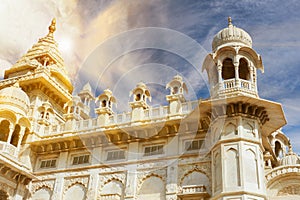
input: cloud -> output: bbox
[0,0,83,79]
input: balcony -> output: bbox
[0,141,18,158]
[178,185,210,200]
[213,78,257,98]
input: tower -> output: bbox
[95,89,116,126]
[201,18,287,200]
[2,19,73,133]
[166,75,188,117]
[129,82,151,122]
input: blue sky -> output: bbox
[0,0,300,152]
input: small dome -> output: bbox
[212,17,252,52]
[0,82,30,115]
[280,146,300,166]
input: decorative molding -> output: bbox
[278,185,300,196]
[63,176,89,193]
[137,168,167,191]
[266,166,300,184]
[31,180,55,193]
[178,163,211,185]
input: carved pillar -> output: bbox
[217,64,223,92]
[87,170,99,200]
[16,126,26,153]
[234,62,240,88]
[166,160,178,200]
[52,175,64,200]
[7,124,15,144]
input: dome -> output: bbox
[280,146,300,166]
[0,82,30,115]
[212,17,252,52]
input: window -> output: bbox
[144,145,164,156]
[40,159,56,169]
[107,150,125,161]
[185,140,203,151]
[72,155,90,165]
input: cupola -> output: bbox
[0,82,30,116]
[202,17,264,99]
[129,82,151,122]
[166,75,188,116]
[95,89,116,126]
[212,17,252,52]
[280,144,300,166]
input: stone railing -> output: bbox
[0,141,18,157]
[265,165,300,184]
[180,185,207,194]
[33,100,199,136]
[99,194,121,200]
[213,78,256,97]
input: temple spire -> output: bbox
[228,16,232,26]
[47,18,56,37]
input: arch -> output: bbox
[101,100,107,107]
[245,149,259,187]
[0,120,10,142]
[238,46,264,72]
[275,141,283,158]
[64,183,86,200]
[10,124,20,146]
[244,122,255,137]
[223,122,237,137]
[32,186,52,200]
[21,128,30,145]
[181,170,211,195]
[225,148,240,187]
[100,179,124,199]
[137,175,165,200]
[214,152,222,192]
[222,58,235,80]
[18,117,31,128]
[238,58,250,80]
[0,110,17,124]
[0,190,8,200]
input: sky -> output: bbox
[0,0,300,152]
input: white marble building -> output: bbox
[0,17,299,200]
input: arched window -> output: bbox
[275,141,283,158]
[11,124,20,147]
[0,120,10,142]
[101,100,107,107]
[239,58,250,80]
[135,93,141,101]
[222,58,235,80]
[173,86,179,94]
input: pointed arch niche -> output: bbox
[32,187,52,200]
[64,183,86,200]
[225,147,240,188]
[100,179,124,200]
[244,148,259,188]
[137,176,165,200]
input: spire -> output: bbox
[47,18,56,37]
[228,16,232,26]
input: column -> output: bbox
[16,126,26,154]
[166,160,178,200]
[217,64,223,89]
[87,169,99,200]
[125,142,139,199]
[7,124,15,144]
[52,174,65,200]
[234,62,240,87]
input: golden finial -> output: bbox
[228,16,232,26]
[48,18,56,36]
